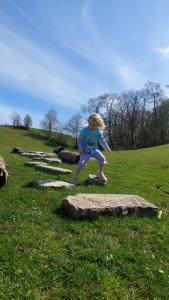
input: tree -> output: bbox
[102,93,120,147]
[81,95,106,115]
[144,81,164,144]
[10,111,21,127]
[40,109,59,138]
[23,114,32,130]
[156,99,169,144]
[64,113,83,147]
[119,90,141,148]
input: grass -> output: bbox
[0,125,169,299]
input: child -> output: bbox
[71,113,112,184]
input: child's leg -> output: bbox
[92,150,107,180]
[71,154,90,184]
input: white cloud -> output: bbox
[155,46,169,59]
[61,0,146,89]
[0,23,94,107]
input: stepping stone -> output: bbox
[35,165,72,174]
[21,152,43,158]
[25,161,47,166]
[32,157,61,164]
[84,174,106,185]
[45,153,57,157]
[36,179,74,188]
[21,152,57,159]
[43,158,61,164]
[28,151,45,155]
[62,194,158,218]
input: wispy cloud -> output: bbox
[155,46,169,59]
[6,0,38,29]
[0,23,89,106]
[72,0,146,89]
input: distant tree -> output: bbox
[103,93,120,147]
[40,109,59,138]
[155,99,169,144]
[10,111,21,127]
[118,90,141,148]
[144,81,164,144]
[23,114,32,130]
[81,95,106,115]
[64,113,83,147]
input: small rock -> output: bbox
[11,147,23,154]
[84,174,106,185]
[53,146,66,154]
[157,210,163,220]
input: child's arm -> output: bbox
[98,131,112,153]
[77,130,85,154]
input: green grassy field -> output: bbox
[0,126,169,300]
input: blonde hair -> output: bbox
[88,113,105,130]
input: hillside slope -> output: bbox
[0,126,169,299]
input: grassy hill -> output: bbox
[0,126,169,299]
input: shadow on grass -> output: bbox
[24,130,74,149]
[23,131,58,148]
[54,206,98,222]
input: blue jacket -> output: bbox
[78,127,111,154]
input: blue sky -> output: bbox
[0,0,169,128]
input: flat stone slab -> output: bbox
[84,174,106,185]
[32,157,61,164]
[35,165,72,174]
[25,161,47,166]
[21,152,57,159]
[43,158,62,164]
[62,194,158,218]
[37,179,74,188]
[28,151,45,154]
[21,152,44,158]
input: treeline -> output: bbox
[8,80,169,150]
[81,81,169,149]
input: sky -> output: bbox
[0,0,169,128]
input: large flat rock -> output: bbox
[37,179,74,188]
[62,194,158,218]
[35,164,72,174]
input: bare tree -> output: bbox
[10,111,21,127]
[103,93,120,147]
[144,81,164,144]
[23,114,32,130]
[155,99,169,144]
[81,94,106,115]
[119,90,141,148]
[64,113,83,147]
[40,109,59,138]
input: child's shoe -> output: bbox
[97,172,107,182]
[70,175,77,185]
